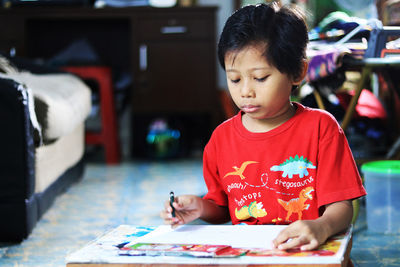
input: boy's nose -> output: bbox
[241,82,255,98]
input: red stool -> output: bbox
[63,66,121,164]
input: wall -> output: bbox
[197,0,234,90]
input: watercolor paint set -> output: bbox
[119,243,248,258]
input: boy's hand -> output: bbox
[272,219,328,251]
[272,200,353,251]
[160,194,203,228]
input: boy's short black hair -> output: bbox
[218,3,308,81]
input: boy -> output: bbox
[160,3,366,251]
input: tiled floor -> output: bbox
[0,159,399,266]
[351,201,400,267]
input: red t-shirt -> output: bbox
[203,102,366,225]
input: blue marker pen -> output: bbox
[169,191,176,217]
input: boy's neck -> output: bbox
[241,103,296,133]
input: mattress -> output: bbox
[35,123,85,193]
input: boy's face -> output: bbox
[225,44,297,131]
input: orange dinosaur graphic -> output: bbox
[224,161,258,180]
[277,186,314,221]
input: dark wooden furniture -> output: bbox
[0,6,221,157]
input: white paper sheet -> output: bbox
[131,224,287,249]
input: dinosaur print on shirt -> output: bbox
[270,155,316,178]
[222,157,317,223]
[278,186,315,221]
[235,201,267,220]
[224,161,258,180]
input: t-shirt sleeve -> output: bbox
[202,138,228,207]
[316,115,366,207]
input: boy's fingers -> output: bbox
[277,237,302,250]
[273,228,293,247]
[174,195,180,203]
[174,196,187,210]
[163,201,174,215]
[277,236,319,251]
[162,199,179,219]
[164,199,172,209]
[160,210,180,224]
[300,239,319,251]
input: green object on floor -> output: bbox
[362,160,400,234]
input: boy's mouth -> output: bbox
[241,105,260,113]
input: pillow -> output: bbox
[4,71,91,141]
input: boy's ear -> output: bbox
[293,60,308,85]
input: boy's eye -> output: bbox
[255,76,268,82]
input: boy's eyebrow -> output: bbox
[250,67,270,71]
[226,67,270,72]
